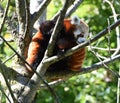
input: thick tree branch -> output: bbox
[23,0,32,58]
[15,0,28,57]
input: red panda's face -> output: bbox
[70,16,89,44]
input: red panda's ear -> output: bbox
[40,20,55,35]
[63,19,75,33]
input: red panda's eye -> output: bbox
[75,33,84,40]
[78,33,84,37]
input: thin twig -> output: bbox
[0,4,18,38]
[87,46,116,51]
[81,54,120,75]
[65,0,84,18]
[95,53,107,60]
[107,18,111,56]
[89,46,119,78]
[23,0,29,38]
[104,0,120,57]
[2,53,16,64]
[52,0,76,20]
[0,0,10,34]
[40,79,63,88]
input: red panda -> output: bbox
[25,16,89,74]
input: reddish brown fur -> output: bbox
[68,48,86,71]
[63,19,75,34]
[26,31,44,72]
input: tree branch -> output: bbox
[52,0,76,20]
[89,46,119,78]
[0,4,18,41]
[65,0,84,18]
[104,0,120,57]
[0,0,10,34]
